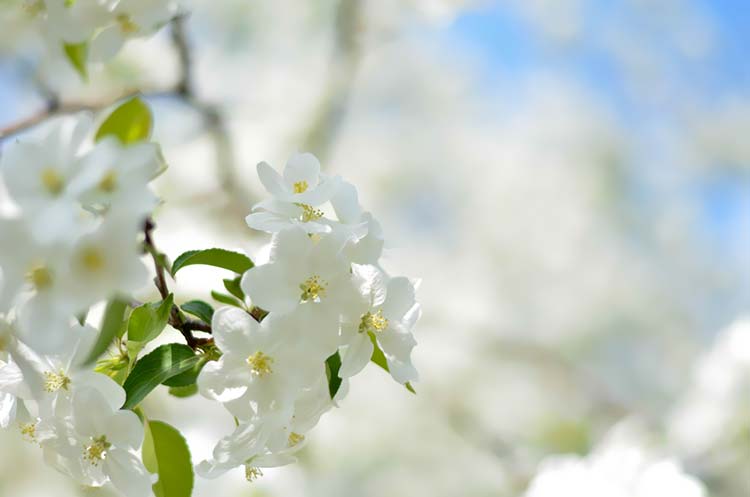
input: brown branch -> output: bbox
[143,218,213,350]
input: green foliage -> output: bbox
[210,290,244,308]
[222,277,244,300]
[368,332,416,394]
[168,384,199,398]
[95,97,153,144]
[83,299,128,366]
[63,42,88,79]
[122,344,201,409]
[162,355,208,388]
[172,248,254,276]
[325,351,343,399]
[128,295,173,344]
[143,420,194,497]
[180,300,214,324]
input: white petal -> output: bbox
[339,335,373,378]
[105,449,154,497]
[241,264,299,314]
[378,326,419,384]
[73,371,126,411]
[0,392,17,428]
[105,410,143,449]
[246,211,295,233]
[211,307,259,353]
[381,277,417,322]
[197,360,248,402]
[257,161,288,197]
[283,153,320,189]
[89,25,126,62]
[331,180,362,224]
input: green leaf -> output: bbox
[223,277,244,301]
[168,384,198,398]
[368,332,416,395]
[172,248,254,276]
[210,290,244,308]
[143,420,194,497]
[63,42,88,79]
[162,355,208,388]
[325,351,343,399]
[122,344,201,409]
[95,97,153,144]
[128,295,173,344]
[180,300,214,324]
[84,299,128,366]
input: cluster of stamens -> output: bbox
[300,275,327,301]
[79,246,105,272]
[43,370,72,393]
[40,167,64,195]
[359,309,389,334]
[83,435,111,466]
[19,422,37,443]
[116,13,138,33]
[27,263,53,290]
[245,465,263,482]
[246,351,274,377]
[98,170,118,192]
[288,432,305,447]
[298,204,324,222]
[293,181,308,194]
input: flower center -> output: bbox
[19,422,37,442]
[245,465,263,482]
[27,264,53,291]
[40,167,64,195]
[298,204,324,223]
[79,246,105,272]
[43,370,71,393]
[300,275,327,301]
[83,435,111,466]
[293,181,308,194]
[288,432,305,447]
[116,14,139,33]
[359,309,389,334]
[98,170,118,192]
[246,351,274,377]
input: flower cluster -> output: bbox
[23,0,178,68]
[0,103,420,496]
[197,153,421,479]
[0,111,161,495]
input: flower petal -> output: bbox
[339,334,373,378]
[105,448,154,497]
[241,263,299,314]
[283,153,320,189]
[257,161,288,197]
[381,277,417,322]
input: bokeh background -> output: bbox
[1,0,749,495]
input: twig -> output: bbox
[143,218,213,349]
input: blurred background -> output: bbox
[1,0,749,495]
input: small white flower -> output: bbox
[0,113,96,242]
[241,226,357,316]
[246,153,341,234]
[90,0,178,61]
[339,266,420,384]
[38,387,151,497]
[330,180,385,264]
[75,137,161,216]
[197,307,322,419]
[197,371,341,480]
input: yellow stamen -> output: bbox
[97,170,118,193]
[298,204,324,223]
[293,181,308,194]
[116,13,138,33]
[19,422,37,442]
[359,309,389,334]
[79,246,105,272]
[288,432,305,447]
[40,168,64,195]
[27,264,53,291]
[43,370,72,393]
[246,351,274,377]
[245,466,263,482]
[83,435,111,466]
[300,275,327,301]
